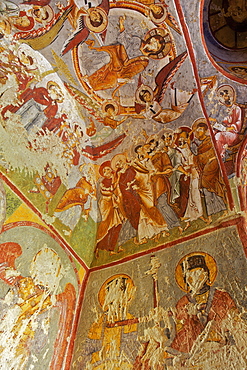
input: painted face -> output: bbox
[19,52,31,66]
[141,91,152,103]
[185,267,209,295]
[90,10,101,23]
[14,16,31,28]
[219,89,233,106]
[106,107,115,116]
[195,126,206,139]
[151,4,163,15]
[115,158,126,169]
[48,85,63,101]
[178,133,188,147]
[103,166,112,178]
[163,134,173,147]
[146,37,162,52]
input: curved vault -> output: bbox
[0,0,247,368]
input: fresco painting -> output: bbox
[72,226,247,369]
[0,0,247,367]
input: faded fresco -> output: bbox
[72,226,247,369]
[0,0,247,367]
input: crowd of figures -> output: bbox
[95,118,228,257]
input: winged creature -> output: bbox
[135,51,195,124]
[61,0,109,55]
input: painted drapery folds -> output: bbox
[1,0,247,367]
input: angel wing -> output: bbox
[165,12,182,35]
[99,0,110,15]
[64,82,104,123]
[61,15,89,55]
[135,74,145,114]
[62,0,109,55]
[154,51,188,103]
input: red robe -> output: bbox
[171,288,237,353]
[118,166,141,230]
[2,87,64,131]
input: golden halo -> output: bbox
[102,100,119,116]
[216,84,236,104]
[111,153,127,171]
[17,48,37,70]
[98,274,134,308]
[175,252,217,292]
[149,3,167,24]
[129,140,145,158]
[46,81,64,103]
[32,5,54,25]
[140,27,172,60]
[85,7,108,34]
[191,117,208,132]
[135,84,154,105]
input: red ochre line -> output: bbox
[64,269,90,370]
[0,171,89,272]
[237,217,247,257]
[90,216,245,272]
[173,0,234,210]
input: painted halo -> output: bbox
[46,81,64,103]
[98,274,135,308]
[111,153,128,171]
[102,100,119,116]
[84,7,108,34]
[191,117,209,133]
[140,27,172,60]
[216,84,236,104]
[32,5,54,25]
[149,3,167,24]
[98,160,112,177]
[175,251,217,292]
[135,84,154,105]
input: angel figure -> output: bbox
[85,40,149,92]
[61,0,109,55]
[136,51,195,124]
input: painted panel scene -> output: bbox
[0,0,247,367]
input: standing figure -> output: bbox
[111,154,141,245]
[161,131,189,217]
[132,145,169,243]
[175,128,209,230]
[82,274,138,369]
[191,119,227,222]
[146,139,182,233]
[95,161,125,257]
